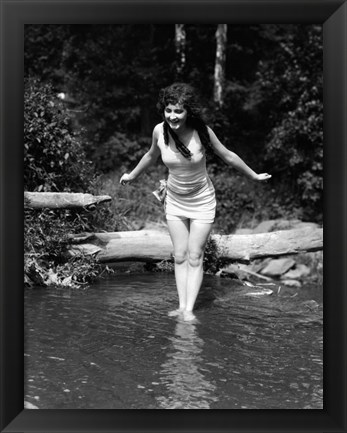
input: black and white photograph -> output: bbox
[23,23,324,410]
[1,0,346,431]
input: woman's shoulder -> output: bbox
[153,122,164,136]
[152,122,164,143]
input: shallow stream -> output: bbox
[24,272,323,409]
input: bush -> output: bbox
[24,207,102,287]
[254,25,323,221]
[24,77,95,192]
[195,168,304,233]
[24,77,128,288]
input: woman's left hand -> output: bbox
[255,173,272,181]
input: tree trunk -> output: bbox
[24,192,111,210]
[175,24,186,79]
[214,24,228,107]
[68,227,323,263]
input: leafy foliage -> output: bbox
[24,77,95,192]
[25,207,96,287]
[204,236,229,274]
[24,25,70,86]
[92,133,151,173]
[251,25,323,220]
[24,204,124,288]
[24,77,128,287]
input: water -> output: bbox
[24,272,323,409]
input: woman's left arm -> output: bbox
[208,127,272,181]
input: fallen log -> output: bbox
[24,192,111,210]
[68,227,323,263]
[212,227,323,262]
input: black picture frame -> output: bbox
[1,0,346,432]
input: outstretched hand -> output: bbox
[119,173,132,186]
[255,173,272,181]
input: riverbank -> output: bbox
[25,211,323,293]
[119,218,323,294]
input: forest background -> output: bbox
[24,24,323,285]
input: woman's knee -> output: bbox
[188,251,204,267]
[174,251,188,265]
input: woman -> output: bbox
[120,83,271,322]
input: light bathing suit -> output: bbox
[157,124,216,223]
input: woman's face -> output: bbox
[164,103,188,131]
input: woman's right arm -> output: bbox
[120,124,161,185]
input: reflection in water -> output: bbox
[157,320,217,409]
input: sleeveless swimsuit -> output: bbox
[157,125,216,223]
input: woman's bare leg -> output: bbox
[166,219,190,315]
[184,221,213,321]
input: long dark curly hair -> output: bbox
[156,83,213,159]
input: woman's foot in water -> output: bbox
[182,310,196,322]
[168,308,185,317]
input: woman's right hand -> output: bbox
[119,173,133,186]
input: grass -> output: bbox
[91,166,168,231]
